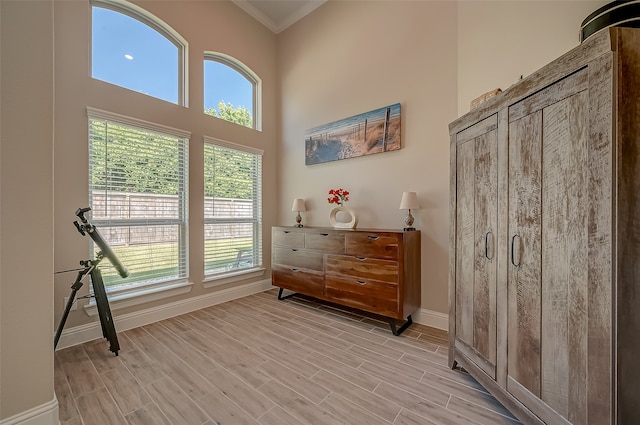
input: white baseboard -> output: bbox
[0,397,59,425]
[56,279,274,350]
[56,278,447,348]
[413,307,448,331]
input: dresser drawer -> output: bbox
[325,275,399,317]
[346,233,399,260]
[272,265,324,298]
[305,232,345,253]
[273,229,305,248]
[325,254,399,284]
[273,247,324,271]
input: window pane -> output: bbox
[92,6,179,104]
[204,59,253,128]
[204,142,262,277]
[89,112,188,290]
[96,224,182,284]
[205,223,256,272]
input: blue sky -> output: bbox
[92,7,252,114]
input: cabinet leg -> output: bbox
[389,315,413,336]
[277,288,296,300]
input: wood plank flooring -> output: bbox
[55,289,520,425]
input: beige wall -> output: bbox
[277,0,458,314]
[0,0,611,421]
[0,0,55,420]
[53,0,278,329]
[277,0,607,316]
[457,0,607,117]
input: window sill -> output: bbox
[84,280,194,316]
[203,267,265,289]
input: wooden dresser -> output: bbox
[449,28,640,424]
[271,226,421,335]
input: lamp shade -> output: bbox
[291,198,306,212]
[399,192,419,210]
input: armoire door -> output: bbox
[454,114,498,379]
[507,69,590,425]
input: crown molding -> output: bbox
[231,0,327,33]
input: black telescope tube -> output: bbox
[86,224,130,278]
[76,208,130,278]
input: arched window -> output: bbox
[88,0,190,301]
[91,0,188,105]
[204,53,261,130]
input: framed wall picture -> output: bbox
[305,103,401,165]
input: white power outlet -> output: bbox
[64,296,77,311]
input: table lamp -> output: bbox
[291,198,306,227]
[399,191,419,231]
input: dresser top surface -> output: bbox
[273,226,420,235]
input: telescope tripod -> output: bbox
[54,257,120,356]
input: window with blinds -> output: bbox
[204,136,263,278]
[87,107,189,291]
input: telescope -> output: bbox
[54,207,126,355]
[74,207,129,278]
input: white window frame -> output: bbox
[85,107,191,311]
[204,52,262,131]
[203,136,264,286]
[91,0,189,106]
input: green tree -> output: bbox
[90,120,182,195]
[204,144,255,200]
[205,101,252,128]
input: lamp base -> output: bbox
[404,227,416,231]
[295,224,304,228]
[403,210,415,231]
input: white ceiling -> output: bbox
[231,0,327,33]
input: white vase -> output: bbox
[329,205,358,229]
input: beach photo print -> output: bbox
[304,103,401,165]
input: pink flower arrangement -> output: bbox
[328,188,350,205]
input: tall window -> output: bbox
[204,53,261,130]
[204,137,263,279]
[91,0,187,105]
[88,108,189,292]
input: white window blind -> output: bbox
[204,136,262,278]
[88,108,189,291]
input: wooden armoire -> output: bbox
[448,27,640,425]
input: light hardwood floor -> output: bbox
[55,289,520,425]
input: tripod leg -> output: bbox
[54,268,89,349]
[54,286,79,349]
[90,268,120,356]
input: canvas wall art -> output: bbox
[305,103,401,165]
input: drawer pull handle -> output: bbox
[320,233,329,236]
[291,268,300,272]
[368,235,379,240]
[291,249,298,252]
[284,231,290,234]
[356,257,367,261]
[356,280,367,285]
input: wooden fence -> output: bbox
[91,192,254,246]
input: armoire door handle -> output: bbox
[485,229,494,261]
[510,231,521,268]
